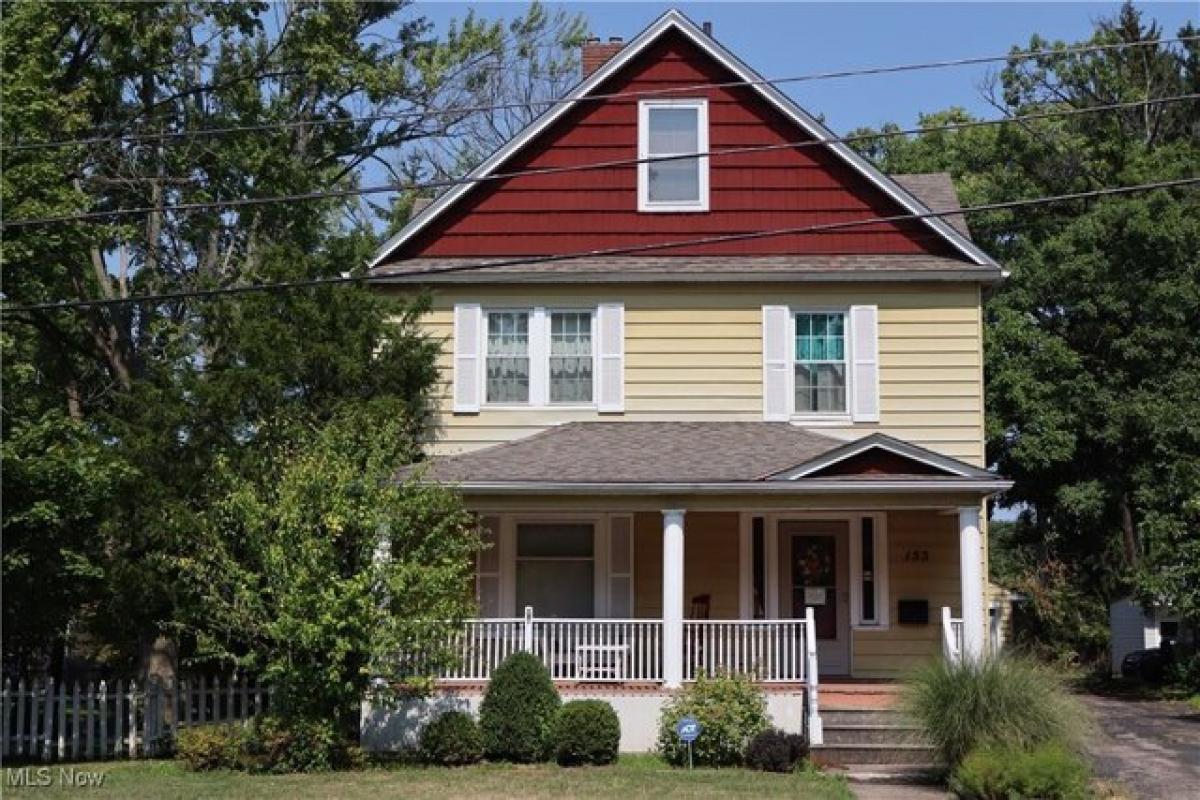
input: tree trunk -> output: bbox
[1119,492,1141,568]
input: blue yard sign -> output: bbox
[675,716,702,769]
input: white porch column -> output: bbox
[958,505,985,661]
[662,509,686,688]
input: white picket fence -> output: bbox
[1,675,270,762]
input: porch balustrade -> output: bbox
[435,608,813,685]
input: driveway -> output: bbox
[1082,694,1200,799]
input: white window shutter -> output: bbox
[850,305,880,422]
[596,303,625,413]
[762,305,791,421]
[453,303,482,413]
[476,516,501,617]
[608,515,634,617]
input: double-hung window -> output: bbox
[484,309,595,406]
[486,311,531,403]
[549,312,593,403]
[794,312,848,415]
[638,99,709,212]
[515,522,595,619]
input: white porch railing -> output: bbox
[435,608,815,687]
[681,620,807,683]
[941,606,965,663]
[439,611,663,683]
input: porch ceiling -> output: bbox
[401,422,1010,496]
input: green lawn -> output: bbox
[4,755,853,799]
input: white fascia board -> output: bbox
[369,9,1000,271]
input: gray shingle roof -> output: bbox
[371,254,998,283]
[402,422,999,486]
[892,173,972,239]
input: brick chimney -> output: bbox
[582,36,624,78]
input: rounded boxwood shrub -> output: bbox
[420,710,483,766]
[744,728,808,772]
[951,742,1091,800]
[656,672,769,767]
[479,651,561,762]
[552,700,620,766]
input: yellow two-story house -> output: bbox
[365,10,1010,753]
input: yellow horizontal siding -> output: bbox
[393,283,985,464]
[852,510,961,677]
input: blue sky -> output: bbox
[414,2,1196,132]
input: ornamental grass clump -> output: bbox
[904,655,1090,769]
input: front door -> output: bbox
[781,521,850,675]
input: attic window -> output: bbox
[638,99,709,212]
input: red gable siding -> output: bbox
[400,30,961,260]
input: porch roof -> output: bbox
[402,422,1010,495]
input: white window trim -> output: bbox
[481,512,626,618]
[481,306,598,410]
[790,307,853,425]
[637,98,709,213]
[848,512,890,630]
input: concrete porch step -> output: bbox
[822,722,926,746]
[836,764,947,786]
[822,707,912,726]
[813,742,940,766]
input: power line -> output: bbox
[7,177,1196,313]
[3,93,1195,230]
[3,35,1194,154]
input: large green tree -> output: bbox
[852,4,1200,655]
[0,1,573,676]
[178,399,480,736]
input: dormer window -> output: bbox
[638,99,709,212]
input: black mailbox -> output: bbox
[898,599,929,625]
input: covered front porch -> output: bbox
[380,422,1007,751]
[451,506,987,688]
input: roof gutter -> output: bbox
[444,479,1013,496]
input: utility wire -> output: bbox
[4,93,1195,230]
[3,35,1194,153]
[6,177,1196,313]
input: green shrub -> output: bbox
[420,711,484,766]
[176,723,246,771]
[657,672,769,767]
[479,652,561,762]
[951,742,1091,800]
[744,728,808,772]
[904,655,1089,768]
[552,700,620,766]
[242,716,359,773]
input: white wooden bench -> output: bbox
[574,644,628,680]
